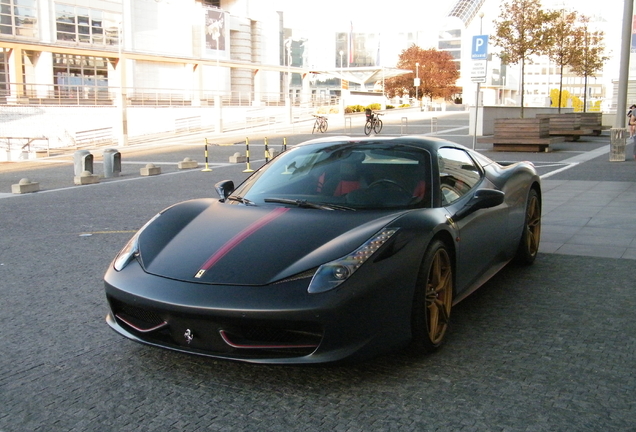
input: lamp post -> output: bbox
[339,50,343,89]
[415,62,419,107]
[117,21,128,146]
[285,37,292,98]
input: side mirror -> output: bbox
[453,189,504,220]
[214,180,234,200]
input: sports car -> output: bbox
[104,135,541,364]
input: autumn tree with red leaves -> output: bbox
[385,45,460,106]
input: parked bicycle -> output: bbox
[364,110,383,135]
[312,115,328,134]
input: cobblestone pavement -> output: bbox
[1,111,635,431]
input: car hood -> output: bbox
[138,199,403,285]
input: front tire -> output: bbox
[411,239,453,354]
[319,119,328,133]
[515,188,541,264]
[364,121,372,135]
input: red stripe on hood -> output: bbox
[195,207,289,278]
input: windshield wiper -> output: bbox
[264,198,354,211]
[227,196,256,206]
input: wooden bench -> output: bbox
[535,113,593,141]
[482,118,563,152]
[579,112,604,136]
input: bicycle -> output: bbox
[364,111,383,135]
[312,115,328,134]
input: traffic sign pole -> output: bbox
[471,35,488,150]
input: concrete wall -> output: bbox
[0,104,293,150]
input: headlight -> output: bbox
[112,213,161,271]
[113,233,140,271]
[307,228,398,294]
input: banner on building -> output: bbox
[632,14,636,53]
[205,8,227,52]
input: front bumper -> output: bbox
[104,255,417,364]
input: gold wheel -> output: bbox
[411,239,453,353]
[425,247,453,345]
[525,193,541,257]
[516,188,541,264]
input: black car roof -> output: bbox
[295,135,468,153]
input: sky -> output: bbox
[275,0,626,32]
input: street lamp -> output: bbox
[285,37,292,97]
[415,62,419,107]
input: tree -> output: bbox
[384,45,459,107]
[569,15,609,112]
[545,9,580,113]
[491,0,557,117]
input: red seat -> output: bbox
[334,180,361,196]
[413,180,426,199]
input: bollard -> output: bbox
[282,137,287,153]
[102,148,121,178]
[202,138,212,172]
[264,137,270,163]
[74,170,100,185]
[140,163,161,176]
[11,178,40,194]
[243,137,254,173]
[178,157,199,169]
[400,117,408,135]
[229,152,246,163]
[73,150,93,177]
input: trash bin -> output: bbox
[609,128,627,162]
[73,150,93,176]
[103,148,121,178]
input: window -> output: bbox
[0,48,8,94]
[233,143,433,210]
[0,0,37,38]
[55,3,120,46]
[53,53,109,99]
[437,148,481,206]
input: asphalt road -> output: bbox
[1,111,635,431]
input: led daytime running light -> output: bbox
[308,228,398,294]
[113,213,161,271]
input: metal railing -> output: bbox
[0,82,339,109]
[75,128,114,147]
[0,136,50,161]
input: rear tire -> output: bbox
[373,118,383,134]
[411,239,453,354]
[319,119,328,133]
[515,188,541,264]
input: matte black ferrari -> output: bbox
[104,136,541,364]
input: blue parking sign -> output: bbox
[472,35,489,60]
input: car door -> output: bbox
[437,147,509,296]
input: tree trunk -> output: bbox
[583,74,588,112]
[558,63,564,114]
[520,59,525,118]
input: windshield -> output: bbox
[231,142,432,210]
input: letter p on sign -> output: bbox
[471,35,489,60]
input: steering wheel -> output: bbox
[368,179,410,195]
